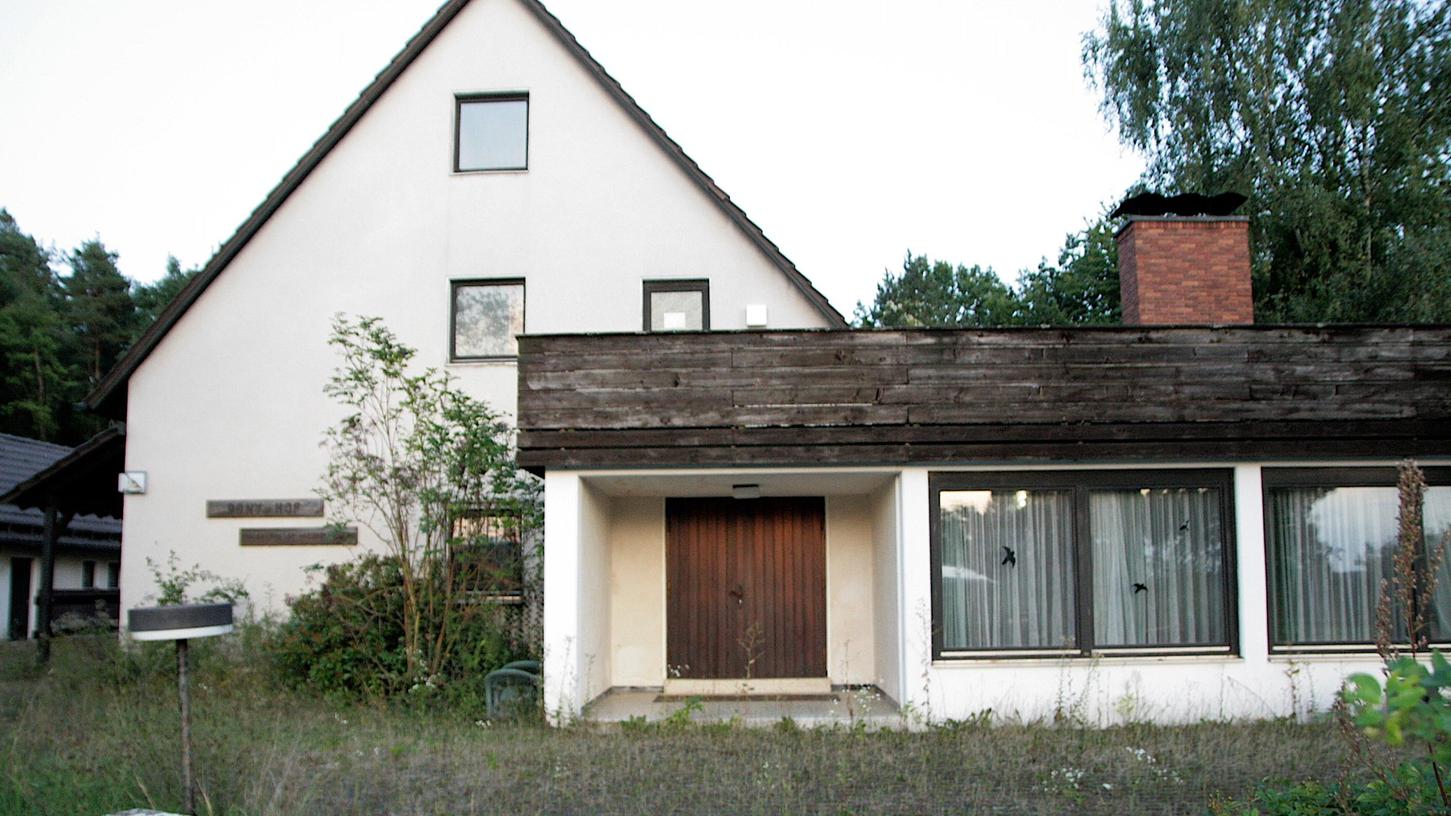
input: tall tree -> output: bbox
[1017,215,1122,325]
[62,239,138,386]
[0,210,67,440]
[855,217,1121,329]
[1084,0,1451,322]
[133,255,199,330]
[855,254,1022,328]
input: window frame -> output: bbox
[449,278,525,362]
[1262,466,1451,655]
[448,507,526,604]
[929,469,1239,661]
[642,279,710,332]
[81,560,96,589]
[453,92,530,173]
[105,561,119,590]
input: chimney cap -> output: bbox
[1111,191,1247,219]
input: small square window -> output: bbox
[451,280,524,360]
[450,510,525,600]
[643,279,709,331]
[455,94,528,172]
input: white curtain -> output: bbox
[1269,486,1451,643]
[939,490,1075,649]
[1089,488,1225,647]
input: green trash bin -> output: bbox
[485,660,540,719]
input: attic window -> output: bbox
[455,94,529,172]
[643,279,710,331]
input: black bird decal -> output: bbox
[1133,582,1148,594]
[1178,520,1190,532]
[1001,546,1016,567]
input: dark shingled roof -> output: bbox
[0,432,121,555]
[84,0,846,420]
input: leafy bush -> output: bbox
[1341,653,1451,812]
[1212,771,1445,816]
[146,551,250,606]
[273,554,522,706]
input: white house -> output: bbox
[83,0,1451,726]
[85,0,841,615]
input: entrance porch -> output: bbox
[584,687,900,727]
[541,469,903,723]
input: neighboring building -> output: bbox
[0,433,122,640]
[81,0,1451,726]
[82,0,841,618]
[517,207,1451,724]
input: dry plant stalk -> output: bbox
[1374,460,1446,660]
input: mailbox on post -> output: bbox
[128,603,234,815]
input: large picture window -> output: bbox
[450,279,524,360]
[931,470,1235,658]
[1264,467,1451,651]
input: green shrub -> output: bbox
[272,554,523,707]
[1213,772,1446,816]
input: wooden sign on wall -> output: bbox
[238,527,356,547]
[206,499,324,518]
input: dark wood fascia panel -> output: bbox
[517,423,1451,469]
[515,326,1451,469]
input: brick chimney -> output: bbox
[1115,215,1254,325]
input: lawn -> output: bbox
[0,636,1372,815]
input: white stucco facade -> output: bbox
[116,0,833,616]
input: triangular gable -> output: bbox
[86,0,846,418]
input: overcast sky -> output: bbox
[0,0,1143,316]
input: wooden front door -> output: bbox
[666,497,826,679]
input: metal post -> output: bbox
[177,638,195,815]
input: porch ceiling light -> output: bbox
[732,483,761,500]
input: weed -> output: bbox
[662,696,703,729]
[0,636,1385,815]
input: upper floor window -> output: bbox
[455,94,528,172]
[643,279,709,331]
[931,470,1235,658]
[1265,467,1451,651]
[451,279,524,360]
[106,562,120,589]
[81,560,96,589]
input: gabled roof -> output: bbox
[1,427,126,521]
[85,0,846,418]
[0,431,122,554]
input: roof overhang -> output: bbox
[515,325,1451,471]
[1,427,126,518]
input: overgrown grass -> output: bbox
[0,635,1377,815]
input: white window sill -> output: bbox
[932,653,1244,668]
[447,358,518,366]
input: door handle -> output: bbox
[728,585,743,606]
